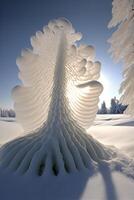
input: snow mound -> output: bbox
[0,115,134,199]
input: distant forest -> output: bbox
[0,108,16,118]
[98,97,127,114]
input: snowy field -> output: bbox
[0,114,134,200]
[90,114,134,158]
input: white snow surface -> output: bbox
[0,118,23,146]
[0,114,134,200]
[90,115,134,158]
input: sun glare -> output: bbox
[99,73,111,107]
[99,73,109,90]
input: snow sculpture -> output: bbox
[0,18,133,177]
[108,0,134,115]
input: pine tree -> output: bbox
[109,97,127,114]
[110,97,117,114]
[8,109,16,117]
[100,101,107,114]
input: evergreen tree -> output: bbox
[100,101,107,114]
[110,97,127,114]
[116,103,128,114]
[110,97,117,114]
[0,107,16,118]
[8,109,16,117]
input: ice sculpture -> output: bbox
[0,18,133,177]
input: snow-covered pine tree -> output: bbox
[110,97,118,114]
[108,0,134,115]
[100,101,107,114]
[8,109,16,118]
[114,98,128,114]
[1,109,9,117]
[0,18,133,178]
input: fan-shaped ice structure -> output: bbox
[0,18,133,177]
[12,19,102,133]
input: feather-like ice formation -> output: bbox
[0,18,134,178]
[12,18,102,133]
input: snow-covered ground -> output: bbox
[0,119,23,146]
[0,114,134,200]
[90,114,134,158]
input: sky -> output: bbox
[0,0,123,108]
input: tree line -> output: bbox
[98,97,127,114]
[0,108,16,118]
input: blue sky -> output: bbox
[0,0,122,108]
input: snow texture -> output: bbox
[108,0,134,115]
[0,115,134,200]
